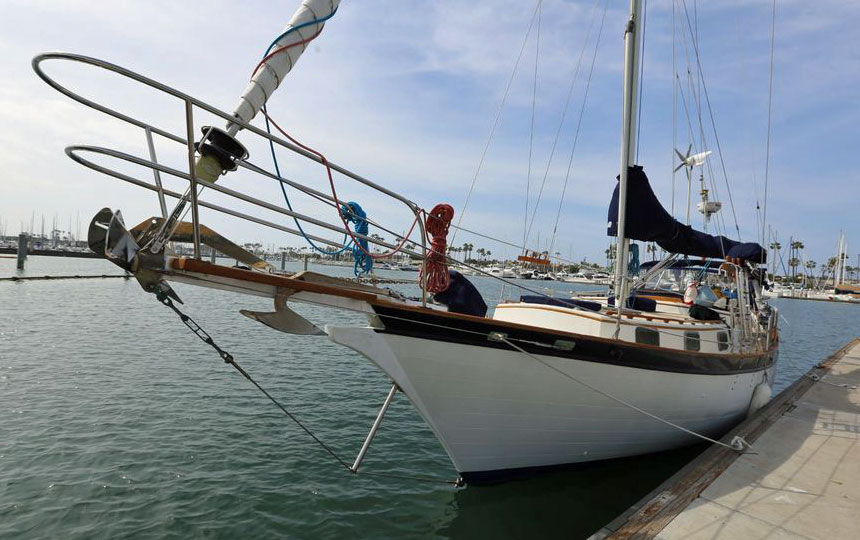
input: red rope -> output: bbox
[421,204,455,293]
[251,27,324,79]
[261,111,420,259]
[251,26,430,269]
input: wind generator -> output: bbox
[674,145,720,231]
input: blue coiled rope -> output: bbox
[258,8,351,256]
[341,201,373,276]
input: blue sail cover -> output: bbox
[607,166,766,263]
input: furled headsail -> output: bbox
[607,166,765,262]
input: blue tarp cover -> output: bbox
[640,259,722,271]
[434,271,488,317]
[607,166,766,263]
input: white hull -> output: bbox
[328,326,774,476]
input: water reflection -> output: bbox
[438,445,707,539]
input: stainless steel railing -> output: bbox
[32,52,428,265]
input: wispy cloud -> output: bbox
[0,0,856,264]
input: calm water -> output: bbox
[1,256,857,539]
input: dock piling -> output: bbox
[16,233,28,270]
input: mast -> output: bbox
[836,232,845,287]
[613,0,644,303]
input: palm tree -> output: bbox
[646,242,657,261]
[787,240,803,281]
[769,241,782,276]
[460,243,474,263]
[605,243,616,269]
[804,260,816,286]
[369,233,385,254]
[788,257,801,283]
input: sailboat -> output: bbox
[34,0,778,483]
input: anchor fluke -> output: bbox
[240,291,323,335]
[88,208,139,271]
[86,207,182,303]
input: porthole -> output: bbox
[635,327,660,346]
[685,331,700,352]
[717,331,729,351]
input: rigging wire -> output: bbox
[451,0,542,245]
[251,6,423,268]
[671,0,677,217]
[761,0,777,250]
[240,158,437,266]
[523,0,602,251]
[674,4,729,239]
[524,0,542,251]
[496,336,751,452]
[548,0,609,257]
[635,0,648,162]
[255,8,350,256]
[155,292,460,486]
[680,0,742,240]
[254,9,426,273]
[251,2,582,271]
[731,0,764,243]
[246,148,587,270]
[262,110,421,262]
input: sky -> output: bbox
[0,0,857,268]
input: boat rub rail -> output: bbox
[167,258,776,376]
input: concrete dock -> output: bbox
[595,337,860,540]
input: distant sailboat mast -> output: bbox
[613,0,644,303]
[835,232,846,287]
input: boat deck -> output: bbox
[592,336,860,540]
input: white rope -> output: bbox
[808,374,858,391]
[496,335,751,452]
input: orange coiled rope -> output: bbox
[421,204,455,293]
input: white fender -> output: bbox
[747,382,772,417]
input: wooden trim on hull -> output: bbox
[170,257,380,302]
[166,258,776,375]
[371,304,776,376]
